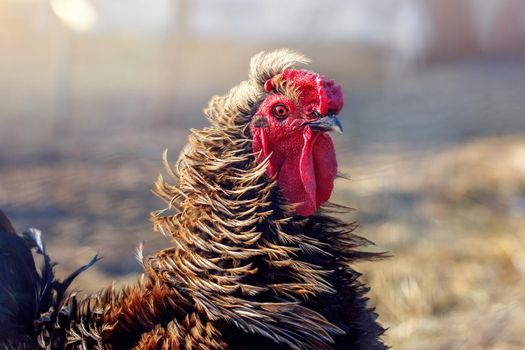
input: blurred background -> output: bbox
[1,0,525,348]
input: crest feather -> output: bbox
[204,49,310,128]
[249,49,310,88]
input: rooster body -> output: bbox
[0,50,386,350]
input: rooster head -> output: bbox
[250,68,344,217]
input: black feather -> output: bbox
[0,211,39,340]
[0,210,99,349]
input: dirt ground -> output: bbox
[1,36,525,349]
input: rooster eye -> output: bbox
[272,104,289,119]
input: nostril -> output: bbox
[311,110,323,118]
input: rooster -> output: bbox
[0,49,386,350]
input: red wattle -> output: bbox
[298,129,317,215]
[312,133,337,208]
[296,129,337,216]
[266,128,337,217]
[253,127,336,216]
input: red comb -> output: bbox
[265,69,344,116]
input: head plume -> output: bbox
[204,49,310,129]
[249,49,311,87]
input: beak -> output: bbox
[302,114,343,134]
